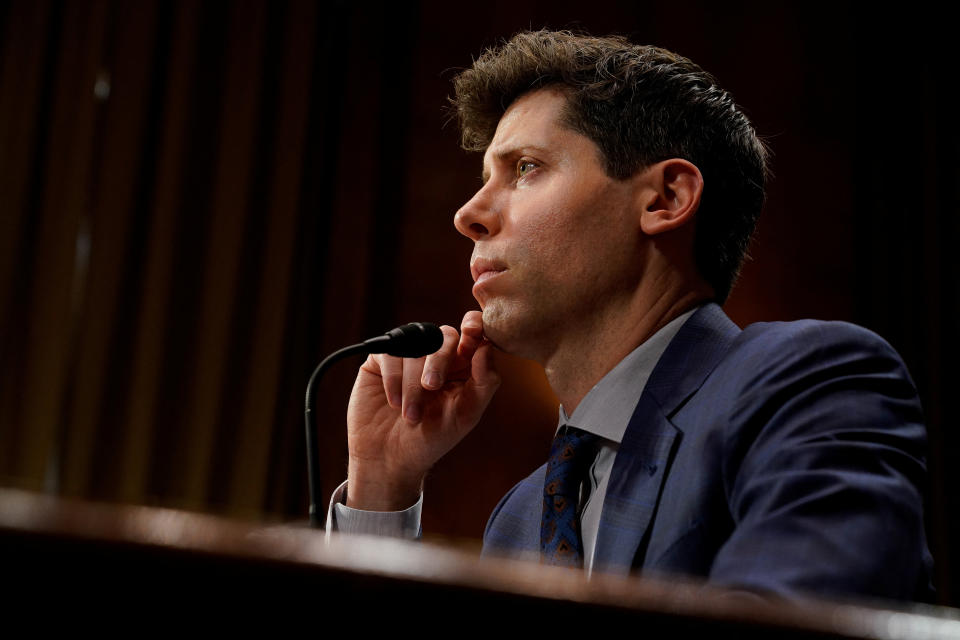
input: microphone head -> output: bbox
[365,322,444,358]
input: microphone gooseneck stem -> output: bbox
[304,342,367,528]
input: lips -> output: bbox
[470,257,507,283]
[470,257,507,302]
[475,270,503,285]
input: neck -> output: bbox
[543,284,709,415]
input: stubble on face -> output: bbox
[465,89,644,364]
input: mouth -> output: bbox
[470,258,507,302]
[470,258,507,283]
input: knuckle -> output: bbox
[404,379,423,396]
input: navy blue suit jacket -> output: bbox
[483,304,933,601]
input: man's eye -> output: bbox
[517,160,537,177]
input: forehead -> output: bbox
[481,88,579,177]
[491,88,570,147]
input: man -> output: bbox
[328,30,933,601]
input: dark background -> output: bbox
[1,0,956,605]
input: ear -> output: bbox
[637,159,703,236]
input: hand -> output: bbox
[345,310,500,510]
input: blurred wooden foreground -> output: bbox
[1,488,958,636]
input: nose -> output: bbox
[454,185,501,240]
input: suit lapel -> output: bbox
[593,304,740,575]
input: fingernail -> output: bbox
[424,372,441,389]
[406,403,421,423]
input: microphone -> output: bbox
[304,322,444,527]
[362,322,444,357]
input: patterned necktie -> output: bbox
[541,426,600,567]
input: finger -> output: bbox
[377,354,404,409]
[470,340,501,395]
[460,340,500,419]
[401,356,427,423]
[422,325,459,390]
[457,310,484,359]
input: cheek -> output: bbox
[506,180,635,280]
[515,209,578,274]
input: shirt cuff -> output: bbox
[325,479,423,542]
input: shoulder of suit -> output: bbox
[733,318,900,358]
[709,318,911,391]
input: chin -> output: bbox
[481,304,541,359]
[480,305,514,351]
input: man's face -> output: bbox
[454,88,646,361]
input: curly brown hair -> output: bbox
[451,30,769,303]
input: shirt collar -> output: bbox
[558,308,698,444]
